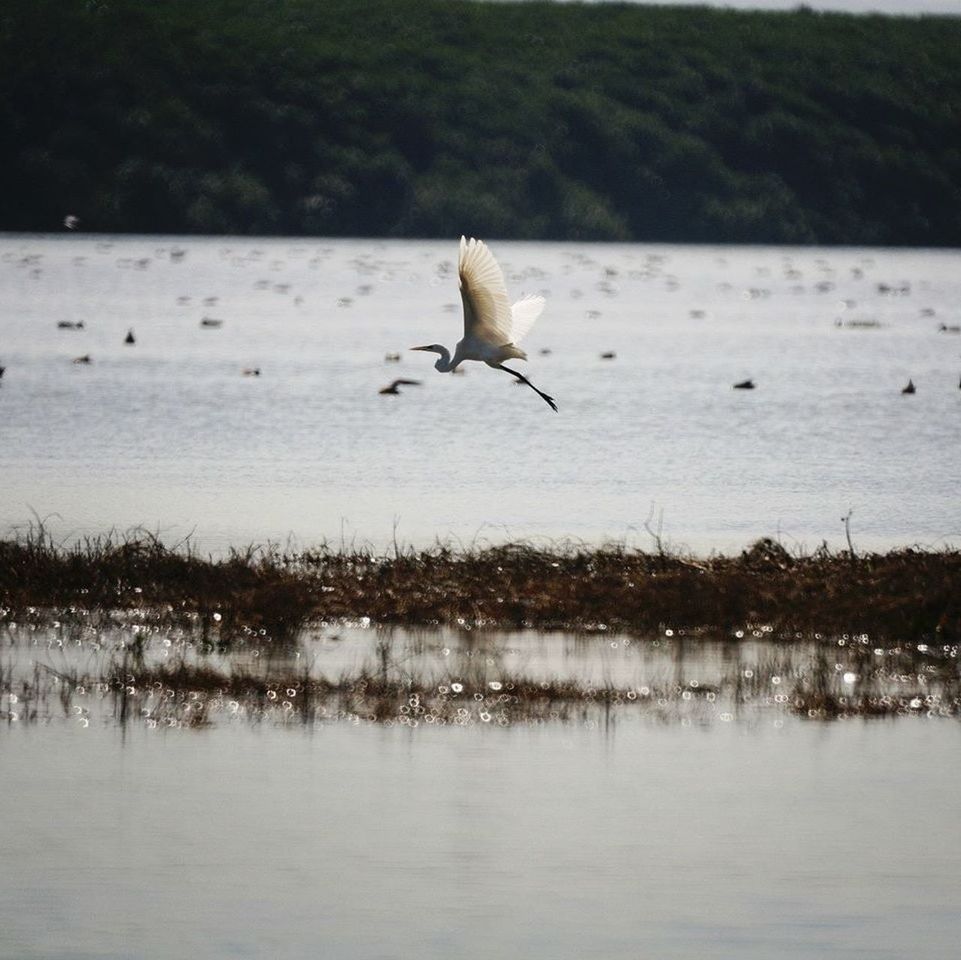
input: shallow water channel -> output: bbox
[1,622,959,959]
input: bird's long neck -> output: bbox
[432,346,453,372]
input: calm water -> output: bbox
[1,234,960,555]
[3,235,960,958]
[1,624,960,960]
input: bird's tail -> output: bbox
[501,343,527,361]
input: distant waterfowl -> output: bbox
[200,317,223,328]
[902,379,916,394]
[72,354,92,364]
[379,378,421,395]
[733,379,755,390]
[411,236,556,412]
[242,368,261,377]
[57,320,84,329]
[600,351,616,360]
[938,323,960,334]
[538,348,552,356]
[124,329,135,345]
[0,365,5,379]
[384,352,402,363]
[203,296,219,306]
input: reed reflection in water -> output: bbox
[3,622,958,730]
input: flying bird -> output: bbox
[411,237,556,411]
[379,378,421,395]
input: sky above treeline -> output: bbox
[550,0,959,14]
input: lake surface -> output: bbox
[1,623,960,960]
[2,234,959,556]
[3,234,960,958]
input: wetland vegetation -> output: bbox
[5,527,958,727]
[2,527,958,641]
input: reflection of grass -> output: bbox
[2,528,960,642]
[8,645,958,728]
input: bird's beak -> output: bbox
[410,345,430,352]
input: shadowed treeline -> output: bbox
[2,0,960,243]
[1,530,958,643]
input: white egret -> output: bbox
[411,237,557,411]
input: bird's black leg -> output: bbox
[494,364,558,412]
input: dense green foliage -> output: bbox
[2,0,960,242]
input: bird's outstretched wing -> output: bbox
[509,294,546,345]
[459,237,513,346]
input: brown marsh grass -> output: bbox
[1,526,959,643]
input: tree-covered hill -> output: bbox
[2,0,960,243]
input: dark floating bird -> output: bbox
[0,365,5,379]
[902,379,916,394]
[733,379,755,390]
[242,368,261,377]
[200,317,223,328]
[72,354,92,364]
[938,323,960,334]
[600,351,616,360]
[379,378,422,395]
[124,329,136,345]
[57,320,84,329]
[384,352,401,362]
